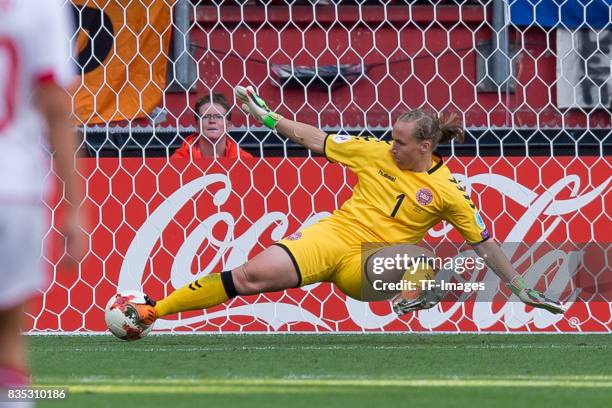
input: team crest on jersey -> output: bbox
[286,231,302,241]
[416,188,433,206]
[332,135,352,143]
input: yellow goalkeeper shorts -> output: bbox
[275,217,385,300]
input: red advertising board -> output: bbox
[28,156,611,332]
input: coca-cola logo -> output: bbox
[118,171,610,331]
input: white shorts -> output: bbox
[0,203,45,311]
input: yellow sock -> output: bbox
[154,273,229,317]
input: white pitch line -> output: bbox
[42,374,612,385]
[36,377,612,392]
[31,343,611,352]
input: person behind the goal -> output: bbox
[131,86,565,328]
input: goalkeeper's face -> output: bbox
[197,102,230,141]
[391,120,431,171]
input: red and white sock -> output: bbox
[0,364,29,387]
[0,364,32,408]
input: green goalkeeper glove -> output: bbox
[234,85,284,130]
[507,275,567,314]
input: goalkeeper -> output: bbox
[134,86,565,326]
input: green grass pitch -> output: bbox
[30,334,611,407]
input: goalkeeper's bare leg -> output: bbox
[135,245,299,325]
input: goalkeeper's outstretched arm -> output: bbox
[235,85,326,154]
[275,119,326,154]
[472,240,566,314]
[471,240,515,284]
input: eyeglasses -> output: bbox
[200,113,225,120]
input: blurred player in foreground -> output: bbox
[132,85,565,329]
[0,0,85,402]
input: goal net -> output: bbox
[28,0,611,333]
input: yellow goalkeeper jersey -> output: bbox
[323,134,490,245]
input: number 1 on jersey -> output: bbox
[390,193,406,218]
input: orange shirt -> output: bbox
[171,133,253,159]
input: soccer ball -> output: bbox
[104,290,154,341]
